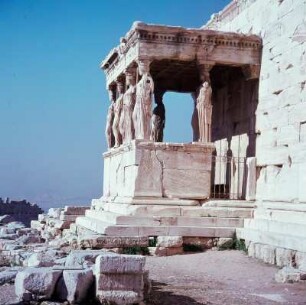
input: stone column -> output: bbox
[196,64,213,143]
[112,78,124,147]
[133,58,154,140]
[105,85,116,149]
[151,88,166,142]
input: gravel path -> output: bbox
[0,250,305,305]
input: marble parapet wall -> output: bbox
[102,140,215,203]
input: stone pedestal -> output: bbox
[103,140,215,204]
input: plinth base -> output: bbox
[103,140,215,202]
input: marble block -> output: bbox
[103,140,215,202]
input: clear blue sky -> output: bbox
[0,0,230,210]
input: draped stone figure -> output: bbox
[196,81,212,142]
[133,69,154,140]
[119,75,136,144]
[105,91,115,149]
[112,85,124,147]
[150,91,165,142]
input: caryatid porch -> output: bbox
[101,22,261,205]
[75,22,261,238]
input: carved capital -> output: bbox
[124,66,137,86]
[198,63,214,83]
[137,58,151,76]
[116,74,126,94]
[242,64,261,80]
[107,84,116,102]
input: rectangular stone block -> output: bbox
[163,169,211,199]
[275,248,295,268]
[63,206,88,215]
[95,254,145,274]
[96,273,144,292]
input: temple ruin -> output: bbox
[75,0,306,272]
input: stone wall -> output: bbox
[205,0,306,203]
[206,0,306,268]
[0,198,43,226]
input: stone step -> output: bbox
[181,207,254,218]
[85,209,244,227]
[203,200,255,208]
[244,218,306,237]
[257,202,306,212]
[76,216,236,237]
[254,208,306,224]
[93,204,254,219]
[236,228,306,253]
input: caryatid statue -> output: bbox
[105,88,115,149]
[151,89,166,142]
[196,81,213,142]
[112,81,124,147]
[119,71,136,144]
[133,60,154,140]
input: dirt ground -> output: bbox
[0,250,305,305]
[145,250,306,305]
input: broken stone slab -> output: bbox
[275,266,304,283]
[7,221,25,230]
[78,235,149,249]
[15,267,62,301]
[17,228,38,237]
[95,254,145,274]
[26,250,59,268]
[65,250,112,268]
[156,236,183,248]
[0,269,19,285]
[17,234,43,245]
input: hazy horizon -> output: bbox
[0,0,230,211]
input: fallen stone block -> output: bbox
[275,266,302,283]
[27,250,58,268]
[48,208,63,219]
[95,254,145,274]
[78,235,149,249]
[156,236,183,248]
[97,290,143,305]
[275,248,295,267]
[152,246,184,256]
[31,220,45,231]
[7,221,25,231]
[217,238,234,249]
[0,269,19,285]
[15,267,62,301]
[59,268,94,303]
[183,237,213,249]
